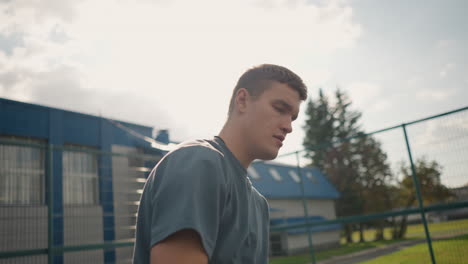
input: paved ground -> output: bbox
[315,231,468,264]
[316,239,425,264]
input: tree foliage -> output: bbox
[303,89,363,215]
[303,88,393,242]
[398,158,454,206]
[392,158,455,238]
[302,88,454,243]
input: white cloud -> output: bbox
[1,0,361,144]
[302,68,333,90]
[348,81,382,110]
[410,110,468,152]
[439,63,454,78]
[0,0,81,27]
[435,39,457,50]
[369,99,391,112]
[416,89,455,101]
[409,114,468,187]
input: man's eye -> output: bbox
[274,106,286,113]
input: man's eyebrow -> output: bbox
[273,100,298,121]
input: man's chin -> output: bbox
[257,150,279,161]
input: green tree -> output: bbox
[303,89,335,168]
[329,90,365,242]
[303,89,375,243]
[354,134,395,241]
[392,158,454,238]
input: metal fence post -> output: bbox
[47,144,54,264]
[402,124,436,264]
[296,151,316,264]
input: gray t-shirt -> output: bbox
[132,137,269,264]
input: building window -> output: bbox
[247,167,261,180]
[288,170,301,183]
[306,172,318,184]
[63,146,99,205]
[0,137,45,205]
[268,168,282,181]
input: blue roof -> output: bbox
[0,98,152,139]
[0,97,165,155]
[248,161,340,199]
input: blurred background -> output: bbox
[1,0,467,263]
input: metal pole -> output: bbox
[47,144,54,264]
[296,152,316,264]
[402,124,436,264]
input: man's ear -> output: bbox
[235,88,249,114]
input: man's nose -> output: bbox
[281,118,293,134]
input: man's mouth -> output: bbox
[273,135,285,144]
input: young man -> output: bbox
[133,64,307,263]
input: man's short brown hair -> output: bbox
[228,64,307,115]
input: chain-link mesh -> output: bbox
[1,107,468,264]
[404,109,468,264]
[0,139,161,264]
[269,107,468,263]
[0,138,48,264]
[109,146,159,264]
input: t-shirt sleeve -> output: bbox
[148,146,227,258]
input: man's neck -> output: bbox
[218,121,252,169]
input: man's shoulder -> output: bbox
[253,186,269,210]
[160,138,226,166]
[148,138,228,186]
[177,138,222,152]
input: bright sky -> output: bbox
[1,0,467,186]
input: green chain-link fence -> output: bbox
[0,140,161,264]
[271,106,468,264]
[1,106,467,264]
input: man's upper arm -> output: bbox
[148,146,227,261]
[150,229,208,264]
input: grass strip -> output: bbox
[360,234,468,264]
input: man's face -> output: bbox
[243,81,301,160]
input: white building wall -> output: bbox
[63,206,104,264]
[268,199,340,255]
[269,199,336,219]
[64,250,104,264]
[0,207,48,264]
[0,255,47,264]
[0,206,105,264]
[287,230,340,254]
[111,145,148,264]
